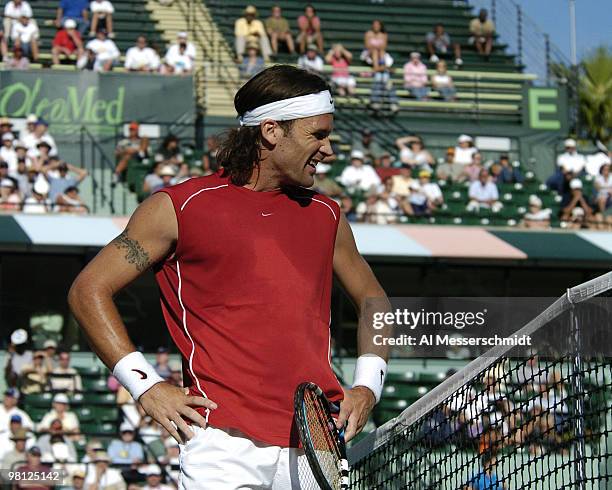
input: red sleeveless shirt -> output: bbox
[155,173,343,447]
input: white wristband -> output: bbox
[112,351,165,401]
[352,354,387,404]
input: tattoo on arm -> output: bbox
[113,228,152,272]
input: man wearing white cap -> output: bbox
[38,393,80,435]
[10,13,39,61]
[557,138,586,174]
[3,0,32,37]
[561,178,593,226]
[523,195,552,229]
[69,65,389,488]
[107,422,144,465]
[142,465,173,490]
[311,162,343,197]
[51,18,83,65]
[0,132,17,171]
[164,31,196,64]
[340,148,382,192]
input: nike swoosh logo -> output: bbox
[132,369,148,380]
[261,212,273,217]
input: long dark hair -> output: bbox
[217,65,329,186]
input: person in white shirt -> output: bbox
[467,168,502,212]
[84,452,126,490]
[522,195,552,229]
[22,119,58,157]
[339,149,381,192]
[164,31,196,63]
[89,0,114,38]
[82,29,119,71]
[0,133,17,172]
[37,393,80,435]
[10,14,39,61]
[453,134,478,165]
[595,163,612,214]
[419,170,443,209]
[556,138,586,174]
[19,114,38,141]
[3,0,32,38]
[297,44,324,74]
[125,35,160,72]
[141,465,173,490]
[163,40,193,75]
[0,389,34,433]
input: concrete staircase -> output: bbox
[145,0,240,117]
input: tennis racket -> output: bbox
[294,382,349,490]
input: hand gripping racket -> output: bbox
[294,382,349,490]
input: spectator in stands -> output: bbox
[4,329,32,388]
[401,180,435,217]
[339,194,356,221]
[467,168,502,212]
[55,0,89,37]
[522,195,552,229]
[81,29,119,71]
[311,163,342,198]
[18,350,49,394]
[0,177,22,211]
[390,165,413,198]
[154,347,171,379]
[265,5,295,56]
[0,117,13,139]
[22,179,51,213]
[38,393,79,435]
[107,422,144,465]
[0,414,31,461]
[162,437,180,483]
[458,152,484,183]
[124,35,160,72]
[239,42,265,79]
[297,4,323,54]
[84,451,126,490]
[1,133,17,171]
[10,157,30,198]
[356,187,398,224]
[164,31,196,68]
[378,151,398,169]
[156,134,184,169]
[45,160,88,203]
[419,170,444,210]
[595,163,612,214]
[352,129,384,166]
[24,119,57,158]
[1,428,29,470]
[234,5,271,63]
[49,350,82,394]
[469,9,495,57]
[556,138,586,174]
[42,339,57,366]
[56,185,88,213]
[202,135,219,173]
[152,165,177,192]
[114,121,150,182]
[10,14,39,62]
[369,52,398,113]
[37,419,77,463]
[4,44,29,69]
[142,162,164,196]
[325,44,355,96]
[454,134,478,165]
[426,23,462,66]
[3,0,32,40]
[51,19,83,66]
[89,0,114,38]
[14,446,51,488]
[68,469,86,490]
[1,388,34,432]
[19,114,37,141]
[495,154,523,184]
[364,20,387,70]
[466,451,502,490]
[403,52,429,100]
[0,28,7,61]
[161,40,193,75]
[141,465,171,490]
[297,44,324,74]
[431,60,456,101]
[339,149,381,193]
[395,135,434,171]
[560,178,593,228]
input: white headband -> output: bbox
[239,90,335,126]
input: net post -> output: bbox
[567,289,587,490]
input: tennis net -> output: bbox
[348,272,612,489]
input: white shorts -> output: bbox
[179,425,314,489]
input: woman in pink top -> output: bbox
[403,52,430,100]
[325,43,356,95]
[364,20,387,70]
[297,4,323,53]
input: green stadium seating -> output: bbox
[82,393,117,405]
[82,376,109,392]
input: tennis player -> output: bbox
[68,65,389,489]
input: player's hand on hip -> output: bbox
[139,383,217,444]
[335,386,375,442]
